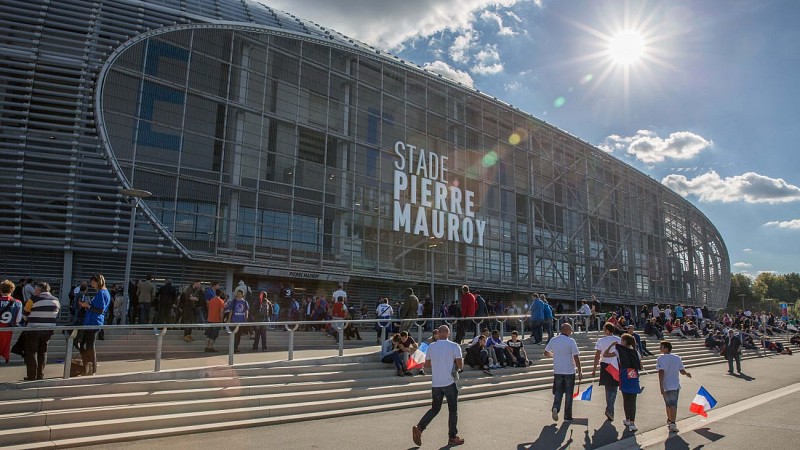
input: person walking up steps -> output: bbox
[412,325,465,447]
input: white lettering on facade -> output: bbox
[392,140,487,247]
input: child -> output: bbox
[656,341,692,433]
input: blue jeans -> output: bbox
[138,303,151,324]
[531,320,544,343]
[552,374,576,419]
[604,385,618,416]
[418,383,459,438]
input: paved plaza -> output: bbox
[72,350,800,450]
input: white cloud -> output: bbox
[422,61,475,87]
[733,262,752,268]
[480,10,516,36]
[599,130,712,164]
[764,219,800,229]
[504,80,522,91]
[661,171,800,204]
[472,63,504,75]
[449,30,477,63]
[471,45,504,74]
[743,248,753,253]
[260,0,526,51]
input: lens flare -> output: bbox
[508,133,521,145]
[553,97,566,108]
[482,151,498,167]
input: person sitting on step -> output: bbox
[505,330,530,367]
[380,333,406,376]
[464,334,492,375]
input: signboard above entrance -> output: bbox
[242,266,350,282]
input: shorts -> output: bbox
[205,326,221,340]
[663,389,679,407]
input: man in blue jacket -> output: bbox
[529,294,545,344]
[542,296,554,343]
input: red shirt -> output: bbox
[332,301,347,318]
[461,292,477,318]
[207,296,225,323]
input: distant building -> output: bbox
[0,0,729,309]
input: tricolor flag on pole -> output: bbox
[406,342,429,370]
[573,384,593,401]
[689,386,718,418]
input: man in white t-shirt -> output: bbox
[592,323,622,421]
[656,340,692,433]
[332,285,347,303]
[544,323,582,421]
[413,325,465,447]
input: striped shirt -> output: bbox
[26,293,60,327]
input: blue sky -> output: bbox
[263,0,800,277]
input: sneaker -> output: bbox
[605,411,614,421]
[397,369,404,377]
[412,425,422,446]
[623,419,631,426]
[418,369,426,376]
[628,424,638,432]
[552,407,559,421]
[482,368,493,376]
[668,422,679,433]
[404,371,413,376]
[183,335,192,342]
[448,436,465,446]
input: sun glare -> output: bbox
[607,30,645,66]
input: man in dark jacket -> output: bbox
[156,280,179,324]
[723,329,742,374]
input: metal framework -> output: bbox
[0,0,730,308]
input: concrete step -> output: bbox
[0,331,790,448]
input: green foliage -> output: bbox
[730,272,800,311]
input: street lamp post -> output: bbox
[120,188,152,325]
[427,238,438,320]
[739,293,746,312]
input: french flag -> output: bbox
[573,385,593,401]
[605,362,620,382]
[689,386,718,418]
[406,342,429,370]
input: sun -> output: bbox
[607,30,646,66]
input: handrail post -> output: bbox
[154,327,167,372]
[226,325,238,366]
[285,323,299,361]
[63,329,78,379]
[336,320,344,357]
[518,318,526,340]
[416,320,425,343]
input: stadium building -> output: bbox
[0,0,730,311]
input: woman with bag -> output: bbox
[603,333,643,433]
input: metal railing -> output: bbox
[13,313,597,379]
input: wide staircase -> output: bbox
[0,329,793,449]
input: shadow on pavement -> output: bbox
[732,372,756,381]
[694,427,725,442]
[664,434,691,450]
[518,423,573,450]
[587,420,621,448]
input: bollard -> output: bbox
[63,329,78,379]
[154,327,167,372]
